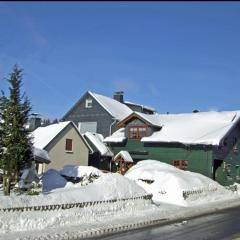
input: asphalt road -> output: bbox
[92,206,240,240]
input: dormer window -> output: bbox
[85,98,93,108]
[128,126,147,139]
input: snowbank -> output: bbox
[59,165,104,178]
[125,160,233,206]
[0,166,146,208]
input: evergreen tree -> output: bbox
[0,65,33,195]
[0,92,8,158]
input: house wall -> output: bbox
[213,124,240,185]
[43,124,89,171]
[110,135,240,186]
[110,140,213,178]
[63,92,115,137]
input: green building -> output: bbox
[104,111,240,186]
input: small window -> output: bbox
[173,160,188,170]
[65,139,73,152]
[129,127,138,139]
[85,98,93,108]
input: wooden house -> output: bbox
[104,110,240,186]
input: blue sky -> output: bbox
[1,2,240,119]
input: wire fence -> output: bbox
[0,194,153,213]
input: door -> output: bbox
[213,159,223,180]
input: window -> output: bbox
[85,98,93,108]
[78,122,97,133]
[65,139,73,152]
[128,126,147,139]
[173,160,188,170]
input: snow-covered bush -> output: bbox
[79,172,100,186]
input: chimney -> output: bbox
[192,109,200,113]
[29,114,42,131]
[113,91,124,103]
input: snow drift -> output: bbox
[0,166,147,208]
[125,160,233,206]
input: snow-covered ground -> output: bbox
[0,163,240,240]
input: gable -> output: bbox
[117,112,161,128]
[33,121,91,153]
[32,121,71,149]
[45,123,87,152]
[62,91,111,121]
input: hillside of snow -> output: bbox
[125,160,235,206]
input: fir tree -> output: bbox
[0,65,33,195]
[0,92,8,158]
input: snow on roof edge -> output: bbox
[124,101,156,112]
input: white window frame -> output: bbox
[85,98,93,108]
[78,121,97,134]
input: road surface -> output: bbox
[91,205,240,240]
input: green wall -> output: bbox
[111,140,213,178]
[214,139,240,185]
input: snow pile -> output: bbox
[59,165,104,179]
[0,166,147,208]
[125,160,233,206]
[104,128,126,143]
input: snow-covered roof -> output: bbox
[104,128,126,143]
[118,112,162,128]
[124,101,156,112]
[32,121,72,149]
[140,110,240,146]
[89,91,132,120]
[84,132,113,156]
[114,151,133,163]
[33,147,50,164]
